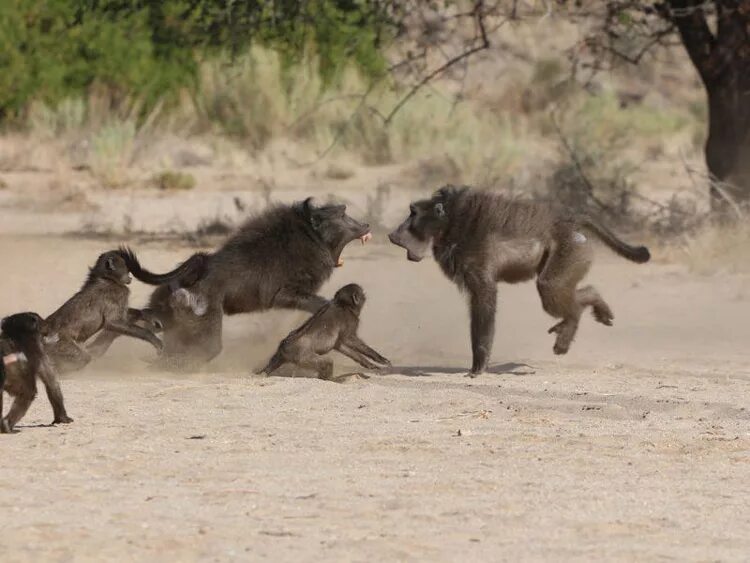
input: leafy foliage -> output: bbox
[0,0,390,119]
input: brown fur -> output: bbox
[130,199,372,369]
[257,284,390,379]
[389,185,650,375]
[44,249,190,373]
[1,312,72,433]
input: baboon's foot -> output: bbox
[464,370,485,378]
[592,303,614,326]
[0,419,11,434]
[54,415,74,425]
[553,339,571,355]
[551,319,578,355]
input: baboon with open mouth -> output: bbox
[132,198,373,369]
[389,185,650,376]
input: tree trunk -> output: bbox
[705,71,750,209]
[670,0,750,213]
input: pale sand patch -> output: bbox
[1,236,749,561]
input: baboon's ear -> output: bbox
[302,197,324,229]
[302,197,315,217]
[350,290,362,308]
[434,202,446,218]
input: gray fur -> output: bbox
[389,185,650,375]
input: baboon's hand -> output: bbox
[54,415,74,424]
[0,419,11,434]
[464,370,484,378]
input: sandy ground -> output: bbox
[1,234,749,562]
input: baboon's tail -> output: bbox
[256,352,284,376]
[119,247,210,286]
[578,216,650,263]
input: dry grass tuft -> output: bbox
[675,222,750,274]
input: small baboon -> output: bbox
[389,185,651,376]
[1,312,73,433]
[45,248,202,372]
[84,252,210,365]
[257,284,390,379]
[132,198,373,367]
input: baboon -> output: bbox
[257,284,390,379]
[1,312,73,433]
[45,248,203,372]
[84,252,210,365]
[388,185,650,376]
[133,198,373,367]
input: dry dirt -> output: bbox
[1,234,749,562]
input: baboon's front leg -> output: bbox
[38,359,73,424]
[271,289,329,314]
[467,281,497,376]
[336,342,382,370]
[347,336,391,366]
[105,321,163,352]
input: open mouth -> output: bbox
[336,231,372,267]
[406,250,424,262]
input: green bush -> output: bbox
[0,0,388,121]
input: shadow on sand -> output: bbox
[386,362,536,377]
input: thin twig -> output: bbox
[384,2,496,125]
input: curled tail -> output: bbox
[256,351,284,375]
[118,247,210,286]
[578,216,650,264]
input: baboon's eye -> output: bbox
[409,205,416,217]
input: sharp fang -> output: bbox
[360,232,372,245]
[336,258,344,267]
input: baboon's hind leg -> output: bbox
[297,353,334,380]
[537,239,592,355]
[5,381,37,431]
[577,285,614,326]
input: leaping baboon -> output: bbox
[131,198,373,368]
[257,284,390,379]
[1,312,72,433]
[44,248,204,373]
[388,185,650,376]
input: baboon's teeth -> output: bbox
[360,232,372,245]
[336,258,344,267]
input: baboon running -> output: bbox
[44,248,202,373]
[389,185,650,376]
[134,198,373,368]
[0,312,73,433]
[257,284,390,379]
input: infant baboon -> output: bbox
[257,284,390,379]
[389,185,651,376]
[1,312,73,433]
[45,247,200,372]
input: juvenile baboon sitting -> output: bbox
[45,248,200,373]
[257,284,390,379]
[1,312,73,433]
[389,185,651,376]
